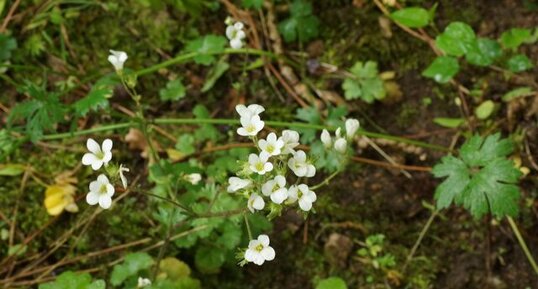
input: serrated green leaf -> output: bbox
[185,35,227,65]
[422,56,459,83]
[278,0,319,43]
[192,105,219,141]
[435,22,476,56]
[433,117,464,128]
[316,277,348,289]
[502,87,533,102]
[160,79,186,101]
[242,0,263,9]
[74,76,116,116]
[507,54,533,72]
[39,271,105,289]
[110,252,154,286]
[500,28,532,49]
[342,61,386,103]
[433,134,521,219]
[390,7,430,28]
[465,38,502,66]
[194,246,226,274]
[175,134,195,155]
[295,106,321,143]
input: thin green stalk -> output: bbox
[507,216,538,275]
[40,118,450,152]
[310,170,340,190]
[244,213,253,240]
[402,210,438,273]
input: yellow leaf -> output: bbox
[44,184,78,216]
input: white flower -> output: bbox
[335,127,342,138]
[237,115,264,137]
[227,177,252,192]
[108,50,128,71]
[321,129,332,148]
[119,164,129,189]
[261,175,288,204]
[288,150,315,177]
[226,22,246,49]
[185,173,202,185]
[248,152,273,175]
[82,138,113,170]
[245,234,275,265]
[235,104,265,119]
[345,118,360,139]
[258,132,284,156]
[280,130,300,154]
[334,138,347,153]
[86,174,115,209]
[247,193,265,213]
[137,277,151,288]
[288,184,317,211]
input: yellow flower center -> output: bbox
[255,162,264,171]
[99,184,108,194]
[266,145,274,154]
[255,244,264,252]
[246,125,255,133]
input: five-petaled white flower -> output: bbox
[321,129,332,148]
[334,138,347,153]
[247,193,265,213]
[235,104,265,119]
[258,132,284,156]
[248,152,273,175]
[288,184,317,211]
[345,118,360,139]
[82,138,113,170]
[185,173,202,185]
[119,164,129,189]
[108,50,128,71]
[227,177,252,192]
[288,150,315,177]
[86,174,115,209]
[261,175,288,204]
[237,115,264,137]
[245,234,275,265]
[280,130,300,154]
[137,277,151,288]
[226,21,246,49]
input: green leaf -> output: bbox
[175,134,195,155]
[278,0,319,43]
[192,105,220,141]
[242,0,263,9]
[435,22,476,56]
[185,35,227,65]
[422,56,459,83]
[7,82,66,142]
[194,246,226,274]
[0,164,25,176]
[316,277,348,289]
[390,7,430,28]
[160,79,186,101]
[342,61,386,103]
[432,134,521,219]
[0,33,17,62]
[502,87,533,102]
[465,38,502,66]
[295,106,321,143]
[507,54,533,72]
[433,117,464,128]
[474,100,495,120]
[110,252,154,286]
[201,60,229,92]
[39,271,105,289]
[74,76,116,116]
[500,28,532,49]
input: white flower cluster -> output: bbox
[225,17,246,49]
[321,118,360,153]
[228,104,320,266]
[81,138,129,209]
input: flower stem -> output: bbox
[244,213,253,240]
[402,210,438,273]
[41,118,450,152]
[507,216,538,275]
[310,170,340,190]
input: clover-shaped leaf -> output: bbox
[432,133,521,219]
[342,61,386,103]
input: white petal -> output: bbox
[225,26,235,39]
[86,138,100,154]
[97,174,109,185]
[237,127,248,136]
[89,180,100,192]
[307,191,317,202]
[253,254,265,265]
[102,139,113,152]
[252,195,265,210]
[90,160,104,171]
[270,189,287,204]
[234,22,244,30]
[299,198,312,211]
[86,192,99,205]
[258,234,270,246]
[263,162,273,173]
[99,195,112,209]
[261,247,275,261]
[275,175,286,187]
[106,184,115,197]
[230,38,243,49]
[244,249,256,262]
[82,153,98,166]
[102,151,112,163]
